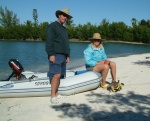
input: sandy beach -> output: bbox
[0,53,150,121]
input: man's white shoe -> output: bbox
[51,97,59,105]
[56,94,62,99]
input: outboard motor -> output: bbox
[7,59,24,80]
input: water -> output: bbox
[0,41,150,78]
[104,42,150,57]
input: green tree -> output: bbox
[65,18,74,27]
[38,22,49,40]
[75,24,84,40]
[131,18,137,27]
[24,20,33,39]
[82,22,98,40]
[132,26,150,43]
[98,18,110,39]
[139,19,150,28]
[67,25,76,39]
[0,6,19,27]
[33,9,38,26]
[0,26,4,39]
[109,22,129,40]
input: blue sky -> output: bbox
[1,0,150,26]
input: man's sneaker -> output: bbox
[56,94,62,99]
[51,97,59,105]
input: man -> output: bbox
[45,8,73,104]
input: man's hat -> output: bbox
[55,8,73,19]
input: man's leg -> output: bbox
[51,73,61,98]
[48,54,66,104]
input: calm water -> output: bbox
[0,41,150,78]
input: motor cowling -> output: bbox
[8,59,24,79]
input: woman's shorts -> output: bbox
[86,66,94,71]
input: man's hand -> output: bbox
[49,55,55,63]
[66,57,70,64]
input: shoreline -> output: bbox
[0,53,150,121]
[0,39,150,45]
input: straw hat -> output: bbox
[89,33,102,40]
[55,8,73,19]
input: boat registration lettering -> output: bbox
[35,81,50,86]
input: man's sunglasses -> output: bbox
[61,13,69,18]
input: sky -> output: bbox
[0,0,150,26]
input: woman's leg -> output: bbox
[109,61,116,82]
[93,64,109,86]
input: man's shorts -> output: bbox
[47,54,66,79]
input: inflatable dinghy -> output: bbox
[0,59,101,98]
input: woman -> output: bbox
[84,33,117,88]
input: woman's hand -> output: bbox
[104,60,110,64]
[97,60,110,65]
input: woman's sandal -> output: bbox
[100,83,109,88]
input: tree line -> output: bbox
[0,6,150,43]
